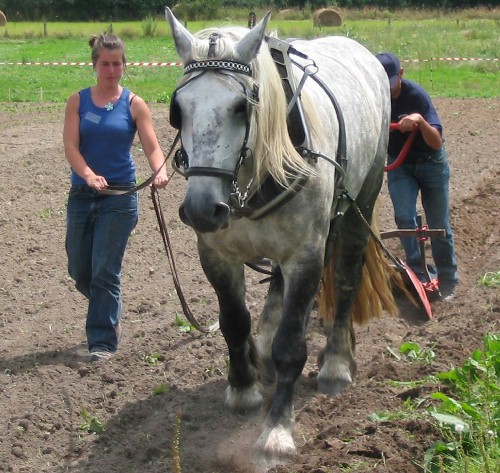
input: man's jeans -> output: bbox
[387,147,458,289]
[66,185,138,352]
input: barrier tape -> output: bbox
[402,57,498,63]
[0,61,183,66]
[0,57,497,66]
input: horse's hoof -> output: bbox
[253,424,296,460]
[224,385,263,415]
[317,355,356,395]
[317,375,351,395]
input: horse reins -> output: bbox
[94,126,220,332]
[151,185,220,333]
[97,133,180,196]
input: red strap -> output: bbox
[385,123,419,172]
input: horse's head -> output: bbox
[166,8,270,233]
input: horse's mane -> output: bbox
[190,27,317,188]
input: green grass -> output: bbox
[0,14,498,102]
[0,36,182,103]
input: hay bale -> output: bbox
[0,10,7,26]
[313,8,342,28]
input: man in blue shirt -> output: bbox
[376,52,458,301]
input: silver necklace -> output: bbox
[104,101,114,112]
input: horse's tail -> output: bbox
[317,216,409,325]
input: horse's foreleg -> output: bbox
[254,260,321,462]
[199,245,262,414]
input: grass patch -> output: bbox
[0,14,498,103]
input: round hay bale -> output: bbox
[313,8,342,28]
[0,10,7,26]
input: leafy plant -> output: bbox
[79,409,105,434]
[477,271,500,288]
[387,341,436,364]
[152,383,169,396]
[423,333,499,472]
[141,352,162,366]
[175,312,195,333]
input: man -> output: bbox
[376,52,458,301]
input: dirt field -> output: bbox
[0,98,498,473]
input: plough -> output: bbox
[381,122,445,320]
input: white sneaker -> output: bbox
[441,292,455,302]
[89,350,114,362]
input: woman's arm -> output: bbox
[131,95,168,189]
[63,93,108,189]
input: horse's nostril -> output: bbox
[214,202,230,220]
[180,200,230,233]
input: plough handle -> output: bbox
[385,122,419,172]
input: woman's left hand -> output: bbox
[152,170,169,189]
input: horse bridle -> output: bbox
[170,45,260,208]
[170,69,258,175]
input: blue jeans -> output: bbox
[387,147,458,289]
[66,185,138,353]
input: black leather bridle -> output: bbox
[169,59,259,191]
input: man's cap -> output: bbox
[376,52,401,89]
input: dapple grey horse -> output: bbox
[166,8,395,470]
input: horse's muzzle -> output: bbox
[179,201,230,233]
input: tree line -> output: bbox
[0,0,494,22]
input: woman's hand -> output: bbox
[86,174,108,190]
[152,169,169,189]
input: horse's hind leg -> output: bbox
[317,205,370,395]
[198,242,262,414]
[256,265,284,385]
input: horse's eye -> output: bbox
[234,101,247,115]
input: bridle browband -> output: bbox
[184,59,253,76]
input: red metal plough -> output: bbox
[382,123,444,319]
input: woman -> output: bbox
[63,34,168,361]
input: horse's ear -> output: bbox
[165,7,195,63]
[234,11,271,64]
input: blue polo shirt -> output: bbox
[388,78,443,160]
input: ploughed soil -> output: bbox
[0,98,498,473]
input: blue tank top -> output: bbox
[71,87,137,185]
